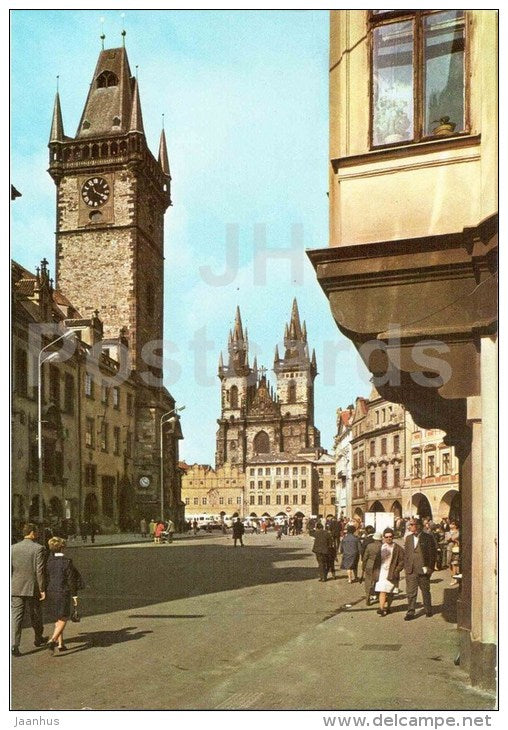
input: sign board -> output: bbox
[365,512,394,533]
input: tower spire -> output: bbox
[129,76,145,133]
[158,124,171,176]
[49,87,65,143]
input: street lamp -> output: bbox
[160,405,185,522]
[37,330,76,536]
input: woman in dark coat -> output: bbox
[45,536,81,653]
[339,524,361,582]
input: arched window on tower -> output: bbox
[253,431,270,454]
[288,380,296,404]
[97,70,118,88]
[229,385,238,409]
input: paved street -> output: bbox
[12,533,495,711]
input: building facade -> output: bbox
[181,463,245,519]
[334,406,353,516]
[309,10,497,688]
[12,42,184,531]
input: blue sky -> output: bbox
[10,9,372,463]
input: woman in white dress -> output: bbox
[374,527,405,616]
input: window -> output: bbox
[236,497,241,504]
[15,348,28,397]
[266,495,271,506]
[257,481,263,489]
[276,467,281,475]
[194,497,199,505]
[301,466,307,474]
[381,470,388,489]
[301,480,307,488]
[253,431,269,454]
[49,365,60,405]
[113,426,120,456]
[85,373,94,398]
[319,480,323,489]
[276,481,282,489]
[353,453,358,470]
[284,467,289,476]
[258,468,263,476]
[228,497,233,505]
[359,451,364,467]
[97,70,118,88]
[414,457,421,478]
[293,495,298,505]
[266,467,271,476]
[370,11,466,147]
[284,480,289,489]
[265,480,270,489]
[112,387,120,409]
[100,422,108,452]
[276,495,281,505]
[331,496,336,505]
[62,373,74,414]
[370,471,376,490]
[284,494,289,505]
[428,455,435,477]
[258,495,263,505]
[394,467,400,487]
[293,480,298,489]
[442,452,450,474]
[359,481,364,496]
[319,495,323,505]
[85,417,94,448]
[250,468,255,476]
[250,495,255,505]
[101,383,108,405]
[202,498,207,506]
[381,438,387,455]
[85,464,97,487]
[370,440,375,457]
[301,495,306,505]
[185,497,190,505]
[229,385,238,409]
[293,466,298,475]
[287,380,296,403]
[250,481,255,489]
[219,497,224,505]
[394,434,400,452]
[126,393,133,415]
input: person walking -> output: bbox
[45,537,82,654]
[11,523,47,656]
[374,527,405,616]
[154,521,165,544]
[339,524,360,583]
[166,519,175,543]
[312,523,333,582]
[361,531,382,605]
[232,518,245,547]
[404,517,437,620]
[140,517,147,538]
[149,519,156,540]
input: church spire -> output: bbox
[76,46,136,138]
[288,298,303,340]
[232,305,244,342]
[49,90,64,143]
[281,298,310,368]
[158,127,171,176]
[129,77,144,134]
[226,306,249,375]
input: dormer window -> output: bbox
[112,116,121,126]
[97,70,118,89]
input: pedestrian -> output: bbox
[90,521,97,544]
[154,520,165,544]
[149,518,156,540]
[140,517,147,537]
[404,517,437,620]
[330,517,341,552]
[361,531,382,605]
[276,524,283,540]
[45,536,82,654]
[232,518,245,547]
[445,520,460,569]
[312,523,333,582]
[449,535,461,586]
[11,523,47,656]
[166,519,175,543]
[374,528,405,616]
[325,526,338,579]
[192,519,198,535]
[339,524,360,583]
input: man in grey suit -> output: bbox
[11,523,47,656]
[404,517,437,620]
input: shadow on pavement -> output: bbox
[62,542,318,619]
[65,626,152,651]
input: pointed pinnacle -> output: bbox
[129,77,145,134]
[158,128,171,176]
[274,344,280,362]
[233,306,244,341]
[49,91,65,143]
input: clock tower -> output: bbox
[48,44,171,375]
[48,43,183,525]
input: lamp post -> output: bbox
[37,330,75,535]
[160,405,185,522]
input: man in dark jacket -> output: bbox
[232,518,245,547]
[11,523,47,656]
[404,517,437,620]
[312,523,333,581]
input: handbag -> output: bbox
[70,606,81,623]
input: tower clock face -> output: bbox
[81,177,110,207]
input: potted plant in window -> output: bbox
[375,95,411,145]
[431,116,456,136]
